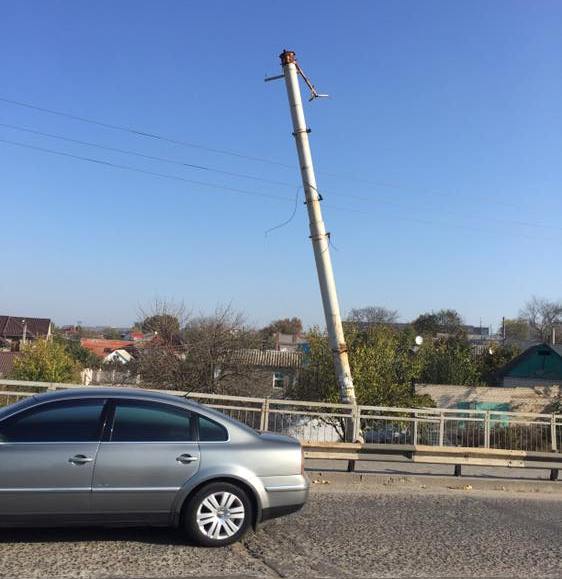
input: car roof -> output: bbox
[30,386,193,405]
[0,387,259,436]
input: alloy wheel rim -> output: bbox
[196,491,245,540]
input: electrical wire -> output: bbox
[321,200,559,243]
[0,96,294,168]
[5,118,553,234]
[0,137,294,203]
[0,121,298,189]
[0,95,531,211]
[0,133,559,242]
[264,187,300,236]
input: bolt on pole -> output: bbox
[279,49,356,406]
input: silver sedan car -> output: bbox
[0,388,309,546]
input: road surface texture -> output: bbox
[0,474,561,578]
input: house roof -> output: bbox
[232,349,304,369]
[0,351,23,377]
[495,342,562,379]
[0,316,51,339]
[551,345,562,357]
[80,338,135,358]
[103,349,134,363]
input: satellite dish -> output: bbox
[415,335,424,346]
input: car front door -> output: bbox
[0,398,106,521]
[91,399,200,523]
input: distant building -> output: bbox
[273,332,309,353]
[495,343,562,388]
[103,348,134,365]
[80,338,134,359]
[120,330,146,341]
[60,325,80,337]
[230,349,305,394]
[459,325,490,342]
[0,315,52,350]
[417,342,562,413]
[416,382,561,414]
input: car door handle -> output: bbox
[176,453,199,464]
[68,454,94,465]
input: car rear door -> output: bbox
[91,399,200,523]
[0,398,106,520]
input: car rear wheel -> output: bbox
[184,482,252,547]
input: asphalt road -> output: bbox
[0,478,561,578]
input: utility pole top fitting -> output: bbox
[280,50,296,66]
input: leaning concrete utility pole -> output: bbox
[277,49,356,405]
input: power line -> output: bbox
[322,201,559,243]
[0,96,294,168]
[0,121,297,189]
[2,119,552,233]
[0,95,527,210]
[0,135,558,241]
[324,188,562,233]
[0,137,294,203]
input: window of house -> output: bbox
[273,371,285,389]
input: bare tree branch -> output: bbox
[519,296,562,342]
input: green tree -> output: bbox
[417,335,479,385]
[11,339,81,383]
[413,309,464,337]
[55,337,102,369]
[291,325,433,407]
[475,343,520,385]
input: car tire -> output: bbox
[183,482,253,547]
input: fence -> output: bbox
[1,379,561,478]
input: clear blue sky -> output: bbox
[1,1,561,331]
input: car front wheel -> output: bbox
[184,482,252,547]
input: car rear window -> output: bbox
[198,415,228,442]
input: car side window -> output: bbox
[198,414,228,442]
[110,400,194,442]
[0,399,106,443]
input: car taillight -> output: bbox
[300,445,305,475]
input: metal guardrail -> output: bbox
[1,379,561,479]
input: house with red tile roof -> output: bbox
[80,338,135,359]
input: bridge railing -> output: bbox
[1,378,560,459]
